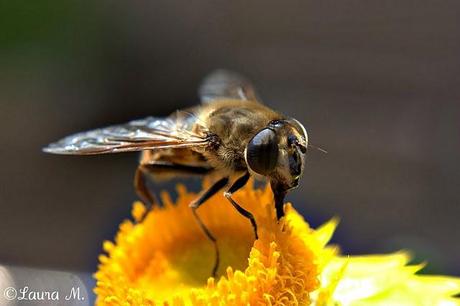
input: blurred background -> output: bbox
[1,0,459,281]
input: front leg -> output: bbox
[224,172,258,240]
[189,177,229,277]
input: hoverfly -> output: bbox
[44,70,309,276]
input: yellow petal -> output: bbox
[315,252,460,306]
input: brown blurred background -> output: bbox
[1,0,459,277]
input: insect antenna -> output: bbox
[308,144,328,154]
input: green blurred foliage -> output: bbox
[0,1,114,71]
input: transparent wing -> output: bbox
[199,69,262,103]
[43,112,209,155]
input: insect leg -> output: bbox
[135,163,213,215]
[189,177,229,277]
[223,172,258,240]
[134,165,158,207]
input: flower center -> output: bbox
[123,186,256,301]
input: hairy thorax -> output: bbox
[199,100,283,172]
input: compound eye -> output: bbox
[246,128,279,175]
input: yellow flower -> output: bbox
[94,181,460,305]
[314,252,460,306]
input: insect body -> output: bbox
[44,70,308,276]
